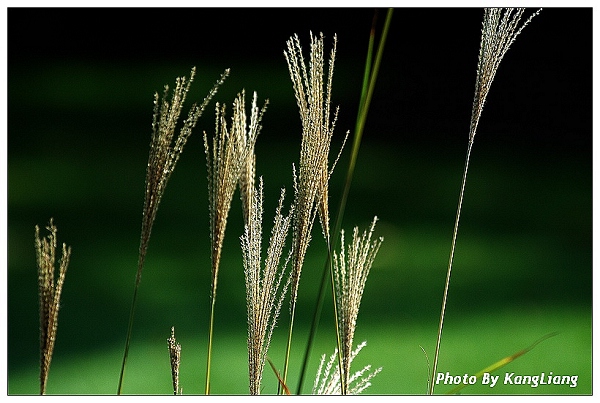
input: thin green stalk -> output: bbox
[205,298,216,394]
[295,8,393,395]
[281,298,296,393]
[327,236,345,394]
[428,139,473,395]
[117,280,140,394]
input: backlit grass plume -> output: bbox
[313,341,382,395]
[333,217,383,394]
[203,90,268,394]
[282,31,346,389]
[118,67,229,394]
[141,67,229,288]
[429,8,541,395]
[36,218,71,395]
[241,178,293,395]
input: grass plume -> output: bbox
[313,341,382,395]
[36,218,71,395]
[282,31,345,391]
[203,90,267,394]
[242,178,293,395]
[429,8,541,395]
[332,217,383,394]
[118,67,229,394]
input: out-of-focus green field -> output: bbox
[7,139,592,395]
[6,304,592,395]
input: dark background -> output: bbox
[6,8,592,394]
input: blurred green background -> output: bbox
[6,8,591,395]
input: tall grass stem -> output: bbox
[428,8,540,394]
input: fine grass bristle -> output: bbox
[468,8,542,143]
[139,67,229,286]
[36,218,71,395]
[285,32,342,295]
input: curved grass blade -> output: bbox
[267,356,291,395]
[446,332,558,395]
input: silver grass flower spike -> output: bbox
[469,8,542,144]
[333,217,383,394]
[285,31,344,265]
[204,90,268,394]
[36,218,71,395]
[118,67,228,394]
[313,341,382,395]
[282,31,346,387]
[204,90,267,301]
[429,8,541,395]
[140,67,229,286]
[242,178,293,395]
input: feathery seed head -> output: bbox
[139,68,229,284]
[241,178,293,394]
[333,216,383,393]
[204,90,268,299]
[285,32,344,305]
[313,341,382,395]
[429,10,540,395]
[123,68,228,395]
[470,8,541,142]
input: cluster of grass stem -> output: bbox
[30,8,548,396]
[332,217,383,394]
